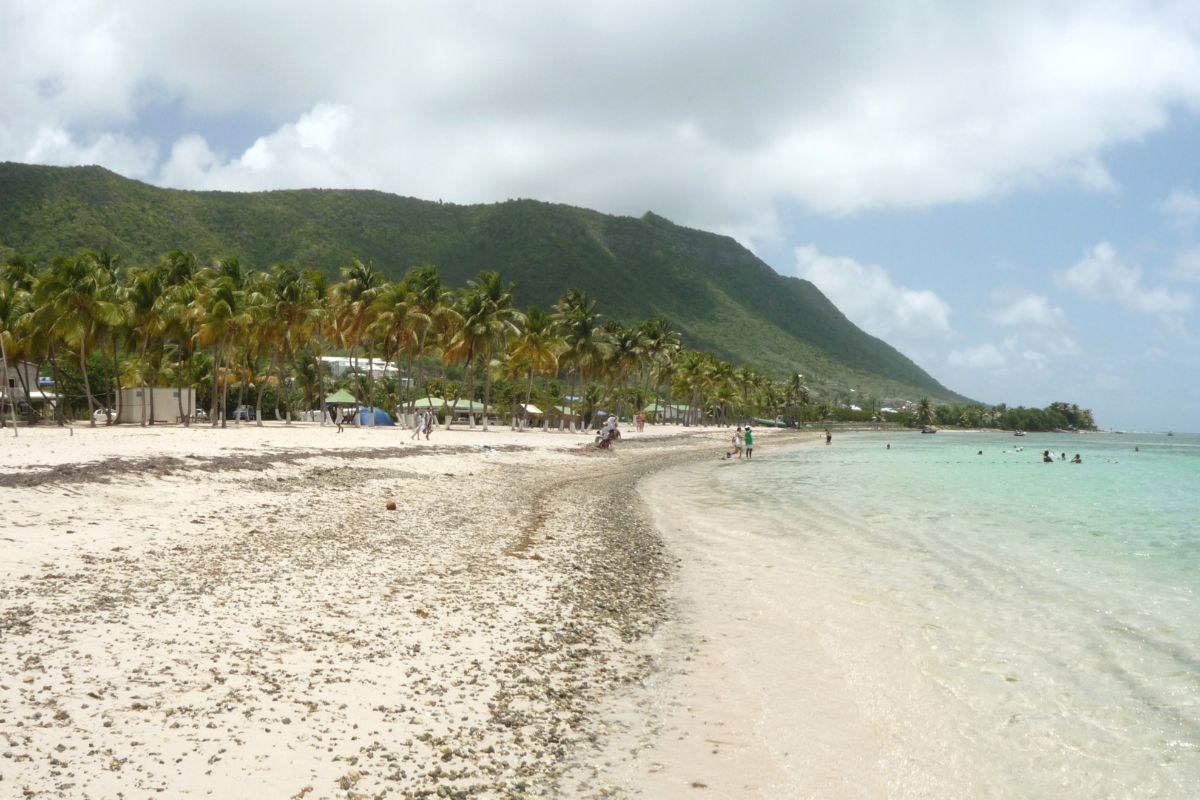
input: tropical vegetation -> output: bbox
[0,162,970,405]
[0,249,812,429]
[0,248,1097,433]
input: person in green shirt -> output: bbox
[743,426,754,459]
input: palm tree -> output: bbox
[553,289,603,427]
[32,254,123,424]
[263,264,322,423]
[734,365,759,423]
[122,266,167,426]
[507,305,562,430]
[675,350,713,426]
[600,321,646,419]
[371,278,412,418]
[446,271,522,431]
[914,397,935,427]
[193,257,252,427]
[639,317,680,419]
[403,265,452,415]
[330,259,383,425]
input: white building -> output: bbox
[118,387,197,424]
[320,356,410,385]
[1,360,58,411]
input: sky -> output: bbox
[2,0,1199,431]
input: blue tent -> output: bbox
[358,406,395,426]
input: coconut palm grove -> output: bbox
[0,248,1095,432]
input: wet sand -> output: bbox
[604,450,892,799]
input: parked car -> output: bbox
[93,408,115,421]
[234,405,256,421]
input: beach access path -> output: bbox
[0,420,796,798]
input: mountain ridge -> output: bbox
[0,161,971,405]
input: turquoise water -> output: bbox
[692,431,1200,796]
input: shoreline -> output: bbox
[602,433,898,798]
[0,421,788,797]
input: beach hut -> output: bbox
[548,404,582,431]
[445,399,491,426]
[643,401,687,423]
[513,403,544,429]
[324,389,357,425]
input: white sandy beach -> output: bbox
[0,419,803,798]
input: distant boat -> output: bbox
[1013,430,1025,437]
[921,426,938,434]
[1167,431,1175,436]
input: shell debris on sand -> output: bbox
[0,425,737,798]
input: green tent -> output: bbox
[324,389,357,404]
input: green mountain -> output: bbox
[0,161,970,404]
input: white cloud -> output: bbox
[989,290,1068,328]
[3,2,1200,243]
[22,126,159,180]
[1173,246,1200,280]
[947,329,1076,374]
[1058,242,1192,315]
[1161,189,1200,228]
[793,245,952,343]
[161,103,354,190]
[948,341,1010,370]
[1143,346,1169,362]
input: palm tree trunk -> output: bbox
[80,339,97,426]
[255,346,280,427]
[522,366,535,431]
[409,329,429,416]
[210,340,222,427]
[482,354,492,432]
[0,334,18,435]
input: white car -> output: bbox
[93,408,115,421]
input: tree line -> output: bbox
[0,249,813,428]
[0,248,1095,432]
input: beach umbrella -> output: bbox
[324,389,357,404]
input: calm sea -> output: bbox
[681,430,1200,797]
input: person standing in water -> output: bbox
[825,428,832,445]
[744,426,754,459]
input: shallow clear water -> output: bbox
[683,431,1200,797]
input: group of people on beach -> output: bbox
[724,425,754,460]
[410,407,436,440]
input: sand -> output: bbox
[601,455,892,799]
[0,419,796,798]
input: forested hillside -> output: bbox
[0,161,969,403]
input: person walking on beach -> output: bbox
[423,406,435,439]
[825,428,832,445]
[744,426,754,459]
[411,408,425,440]
[732,426,744,459]
[635,411,645,432]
